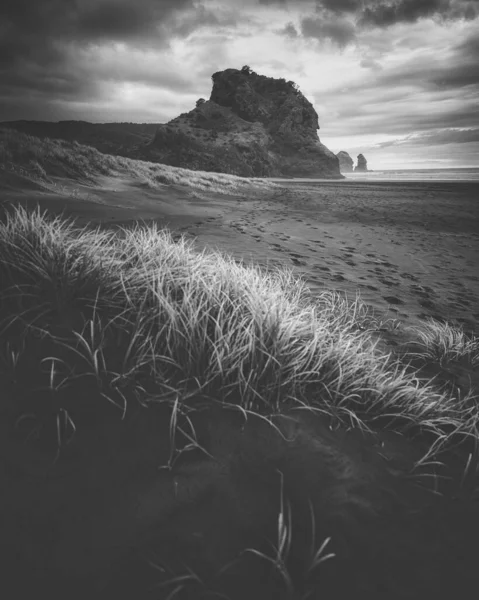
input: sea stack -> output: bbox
[149,67,342,178]
[354,154,369,172]
[336,151,354,173]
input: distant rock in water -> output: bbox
[336,151,354,173]
[149,67,342,179]
[355,154,369,172]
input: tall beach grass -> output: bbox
[0,127,276,196]
[1,205,477,466]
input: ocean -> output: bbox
[342,167,479,182]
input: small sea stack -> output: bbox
[336,151,354,173]
[355,153,369,172]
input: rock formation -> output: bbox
[336,151,354,173]
[355,154,369,172]
[149,67,342,178]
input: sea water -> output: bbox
[342,168,479,182]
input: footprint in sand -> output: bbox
[313,265,331,272]
[378,261,398,270]
[291,258,307,266]
[400,273,419,281]
[419,299,436,310]
[383,295,403,305]
[378,277,400,287]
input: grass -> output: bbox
[0,127,276,196]
[1,205,479,598]
[409,318,479,367]
[1,205,477,461]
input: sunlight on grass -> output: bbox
[410,318,479,367]
[1,206,477,465]
[0,127,277,195]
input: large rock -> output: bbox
[355,154,369,172]
[149,67,342,178]
[336,151,354,173]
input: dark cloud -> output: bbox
[360,0,448,27]
[300,15,356,47]
[275,0,479,59]
[0,0,196,84]
[454,29,479,61]
[1,0,194,56]
[0,0,226,120]
[280,22,300,37]
[274,1,479,42]
[169,4,241,38]
[359,0,478,27]
[76,1,174,40]
[319,0,361,13]
[373,37,479,91]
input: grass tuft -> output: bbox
[409,318,479,367]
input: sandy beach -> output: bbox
[2,175,478,334]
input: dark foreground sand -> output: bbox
[3,173,478,334]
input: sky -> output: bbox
[1,0,478,169]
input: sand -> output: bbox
[2,173,478,334]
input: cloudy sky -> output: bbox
[1,0,478,169]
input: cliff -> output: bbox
[336,151,354,173]
[149,67,342,179]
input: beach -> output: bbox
[2,168,479,598]
[3,175,479,334]
[191,179,479,334]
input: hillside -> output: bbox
[1,120,159,157]
[2,68,342,179]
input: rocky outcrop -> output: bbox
[336,151,354,173]
[149,67,342,179]
[355,154,369,172]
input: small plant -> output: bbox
[410,318,479,367]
